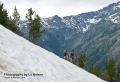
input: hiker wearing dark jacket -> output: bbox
[63,50,69,60]
[70,52,77,64]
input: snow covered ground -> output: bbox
[0,25,106,82]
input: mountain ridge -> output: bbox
[19,1,120,68]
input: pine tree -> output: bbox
[26,8,34,22]
[26,8,34,41]
[78,53,86,68]
[12,6,20,25]
[8,17,21,34]
[105,58,116,82]
[89,64,101,77]
[0,3,21,35]
[116,64,120,82]
[32,14,42,40]
[26,8,43,42]
[0,3,8,27]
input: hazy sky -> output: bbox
[1,0,119,19]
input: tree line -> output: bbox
[0,2,43,42]
[77,53,120,82]
[63,50,120,82]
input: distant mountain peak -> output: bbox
[53,15,60,18]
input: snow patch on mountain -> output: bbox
[87,18,101,24]
[83,25,89,32]
[107,13,120,23]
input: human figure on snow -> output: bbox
[63,49,69,61]
[70,50,77,64]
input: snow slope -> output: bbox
[0,25,106,82]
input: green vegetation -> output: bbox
[78,53,86,68]
[0,3,21,35]
[89,64,101,77]
[77,54,120,82]
[0,2,43,41]
[26,8,43,42]
[104,58,116,82]
[12,6,20,25]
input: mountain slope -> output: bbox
[67,20,120,68]
[63,2,120,68]
[19,1,120,70]
[34,1,120,57]
[0,25,106,82]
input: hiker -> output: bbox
[70,51,77,64]
[63,50,69,60]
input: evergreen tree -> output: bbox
[0,3,8,27]
[0,3,21,35]
[26,8,34,41]
[8,16,21,34]
[12,6,20,25]
[32,14,42,40]
[26,8,34,22]
[89,64,101,77]
[78,53,86,68]
[116,64,120,82]
[101,71,109,81]
[26,8,42,42]
[105,58,116,82]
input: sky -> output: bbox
[1,0,120,19]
